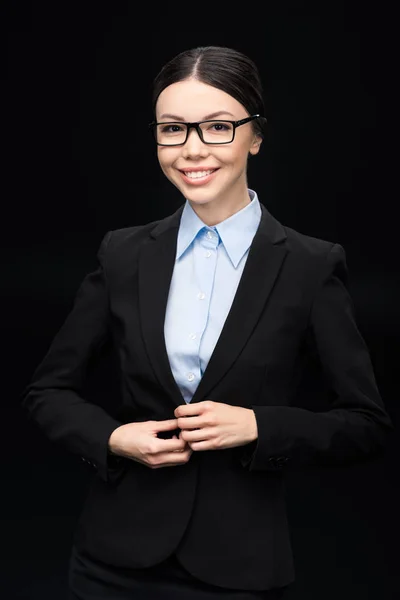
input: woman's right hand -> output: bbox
[107,419,193,469]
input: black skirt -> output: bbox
[68,544,287,600]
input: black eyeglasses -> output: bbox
[148,114,265,146]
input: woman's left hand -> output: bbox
[174,401,258,451]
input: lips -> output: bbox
[179,168,219,174]
[178,168,220,186]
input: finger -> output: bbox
[153,419,179,431]
[177,416,202,430]
[156,436,187,453]
[175,401,210,418]
[181,427,212,443]
[171,434,181,451]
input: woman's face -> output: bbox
[155,79,261,211]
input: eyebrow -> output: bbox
[158,111,236,121]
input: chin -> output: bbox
[185,192,220,205]
[169,169,228,201]
[179,179,227,199]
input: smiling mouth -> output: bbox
[180,168,219,179]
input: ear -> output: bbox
[249,134,262,156]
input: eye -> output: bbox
[160,124,184,133]
[209,122,230,131]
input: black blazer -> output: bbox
[20,201,393,592]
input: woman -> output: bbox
[20,46,393,599]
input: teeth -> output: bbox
[183,169,216,179]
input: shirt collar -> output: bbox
[176,189,262,268]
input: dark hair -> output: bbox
[152,46,267,139]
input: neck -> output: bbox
[188,185,251,227]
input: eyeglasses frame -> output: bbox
[148,114,264,146]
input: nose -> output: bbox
[182,126,208,158]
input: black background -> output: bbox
[3,3,399,599]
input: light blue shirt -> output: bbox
[164,189,262,404]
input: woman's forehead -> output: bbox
[156,81,245,119]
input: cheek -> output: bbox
[157,149,179,171]
[225,140,249,167]
[211,149,244,168]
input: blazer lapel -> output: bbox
[138,202,288,410]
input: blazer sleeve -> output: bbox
[239,243,394,472]
[19,231,126,485]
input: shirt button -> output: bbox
[205,251,212,258]
[206,231,214,239]
[189,333,197,340]
[187,373,195,381]
[197,292,206,300]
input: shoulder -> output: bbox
[108,217,164,249]
[261,203,348,286]
[283,223,336,256]
[282,224,348,285]
[98,214,165,260]
[260,202,342,261]
[96,210,178,273]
